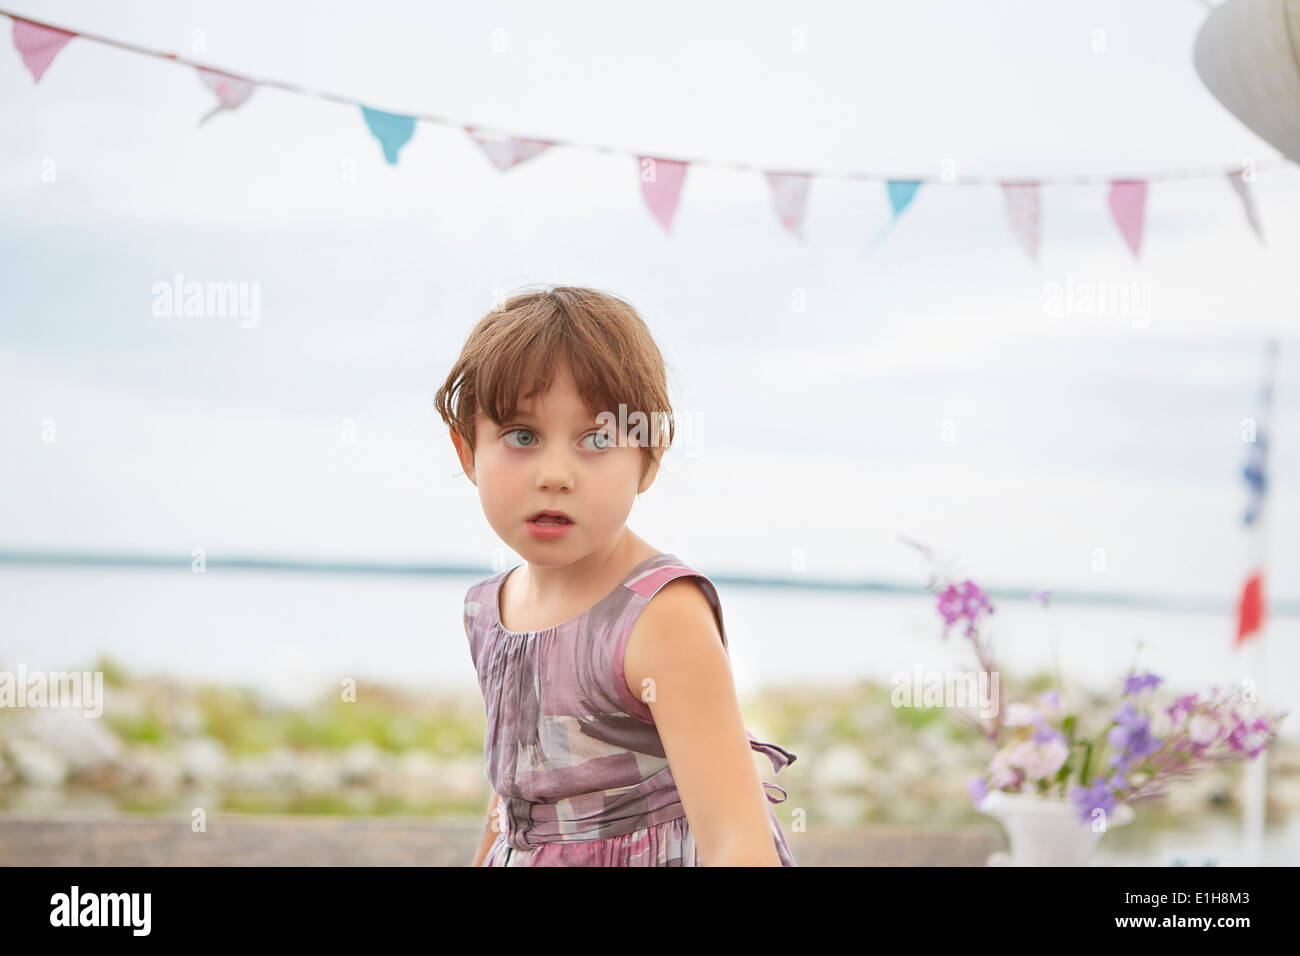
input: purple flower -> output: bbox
[936,586,964,627]
[1069,778,1117,824]
[1123,672,1163,697]
[1107,703,1162,771]
[1031,718,1067,747]
[1037,689,1062,714]
[1247,718,1274,759]
[1166,692,1200,725]
[968,776,988,807]
[1227,716,1274,758]
[936,579,994,639]
[1033,589,1051,607]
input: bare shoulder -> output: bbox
[623,577,727,700]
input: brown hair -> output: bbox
[434,286,676,481]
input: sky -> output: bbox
[2,0,1298,607]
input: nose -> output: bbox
[535,444,575,494]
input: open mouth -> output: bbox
[529,511,573,526]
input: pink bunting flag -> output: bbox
[196,68,255,125]
[1108,180,1148,259]
[1000,182,1041,261]
[765,172,811,240]
[637,156,688,233]
[464,127,552,170]
[1227,171,1264,241]
[12,17,76,84]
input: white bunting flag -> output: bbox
[1001,182,1041,261]
[765,171,811,240]
[465,127,553,170]
[196,67,255,125]
[1227,170,1264,241]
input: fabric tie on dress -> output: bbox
[497,732,797,851]
[748,730,796,805]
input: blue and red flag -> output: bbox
[1236,338,1278,647]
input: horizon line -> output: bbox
[0,548,1292,618]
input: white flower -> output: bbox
[1007,738,1069,781]
[1004,703,1038,727]
[1035,690,1063,719]
[1188,715,1221,746]
[988,748,1019,788]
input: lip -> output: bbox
[526,510,575,540]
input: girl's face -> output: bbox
[454,364,658,567]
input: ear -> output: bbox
[450,427,477,485]
[636,453,661,494]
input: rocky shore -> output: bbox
[2,657,1296,829]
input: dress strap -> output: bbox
[622,555,730,653]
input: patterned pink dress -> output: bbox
[464,552,798,866]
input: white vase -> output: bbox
[977,789,1135,866]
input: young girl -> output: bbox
[434,286,797,867]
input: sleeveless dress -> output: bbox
[463,552,798,866]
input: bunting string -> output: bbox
[5,7,1292,256]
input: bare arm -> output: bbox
[470,789,501,867]
[623,578,781,866]
[464,607,500,868]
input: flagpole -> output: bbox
[1241,626,1266,865]
[1237,336,1278,866]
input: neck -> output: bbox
[520,530,649,602]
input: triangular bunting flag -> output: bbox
[886,180,922,220]
[1227,171,1264,241]
[637,156,688,233]
[1001,182,1041,261]
[361,105,416,166]
[196,68,255,125]
[464,127,552,170]
[865,180,924,246]
[12,17,76,84]
[1108,180,1147,259]
[765,172,811,240]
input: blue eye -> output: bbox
[584,430,614,451]
[503,428,537,448]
